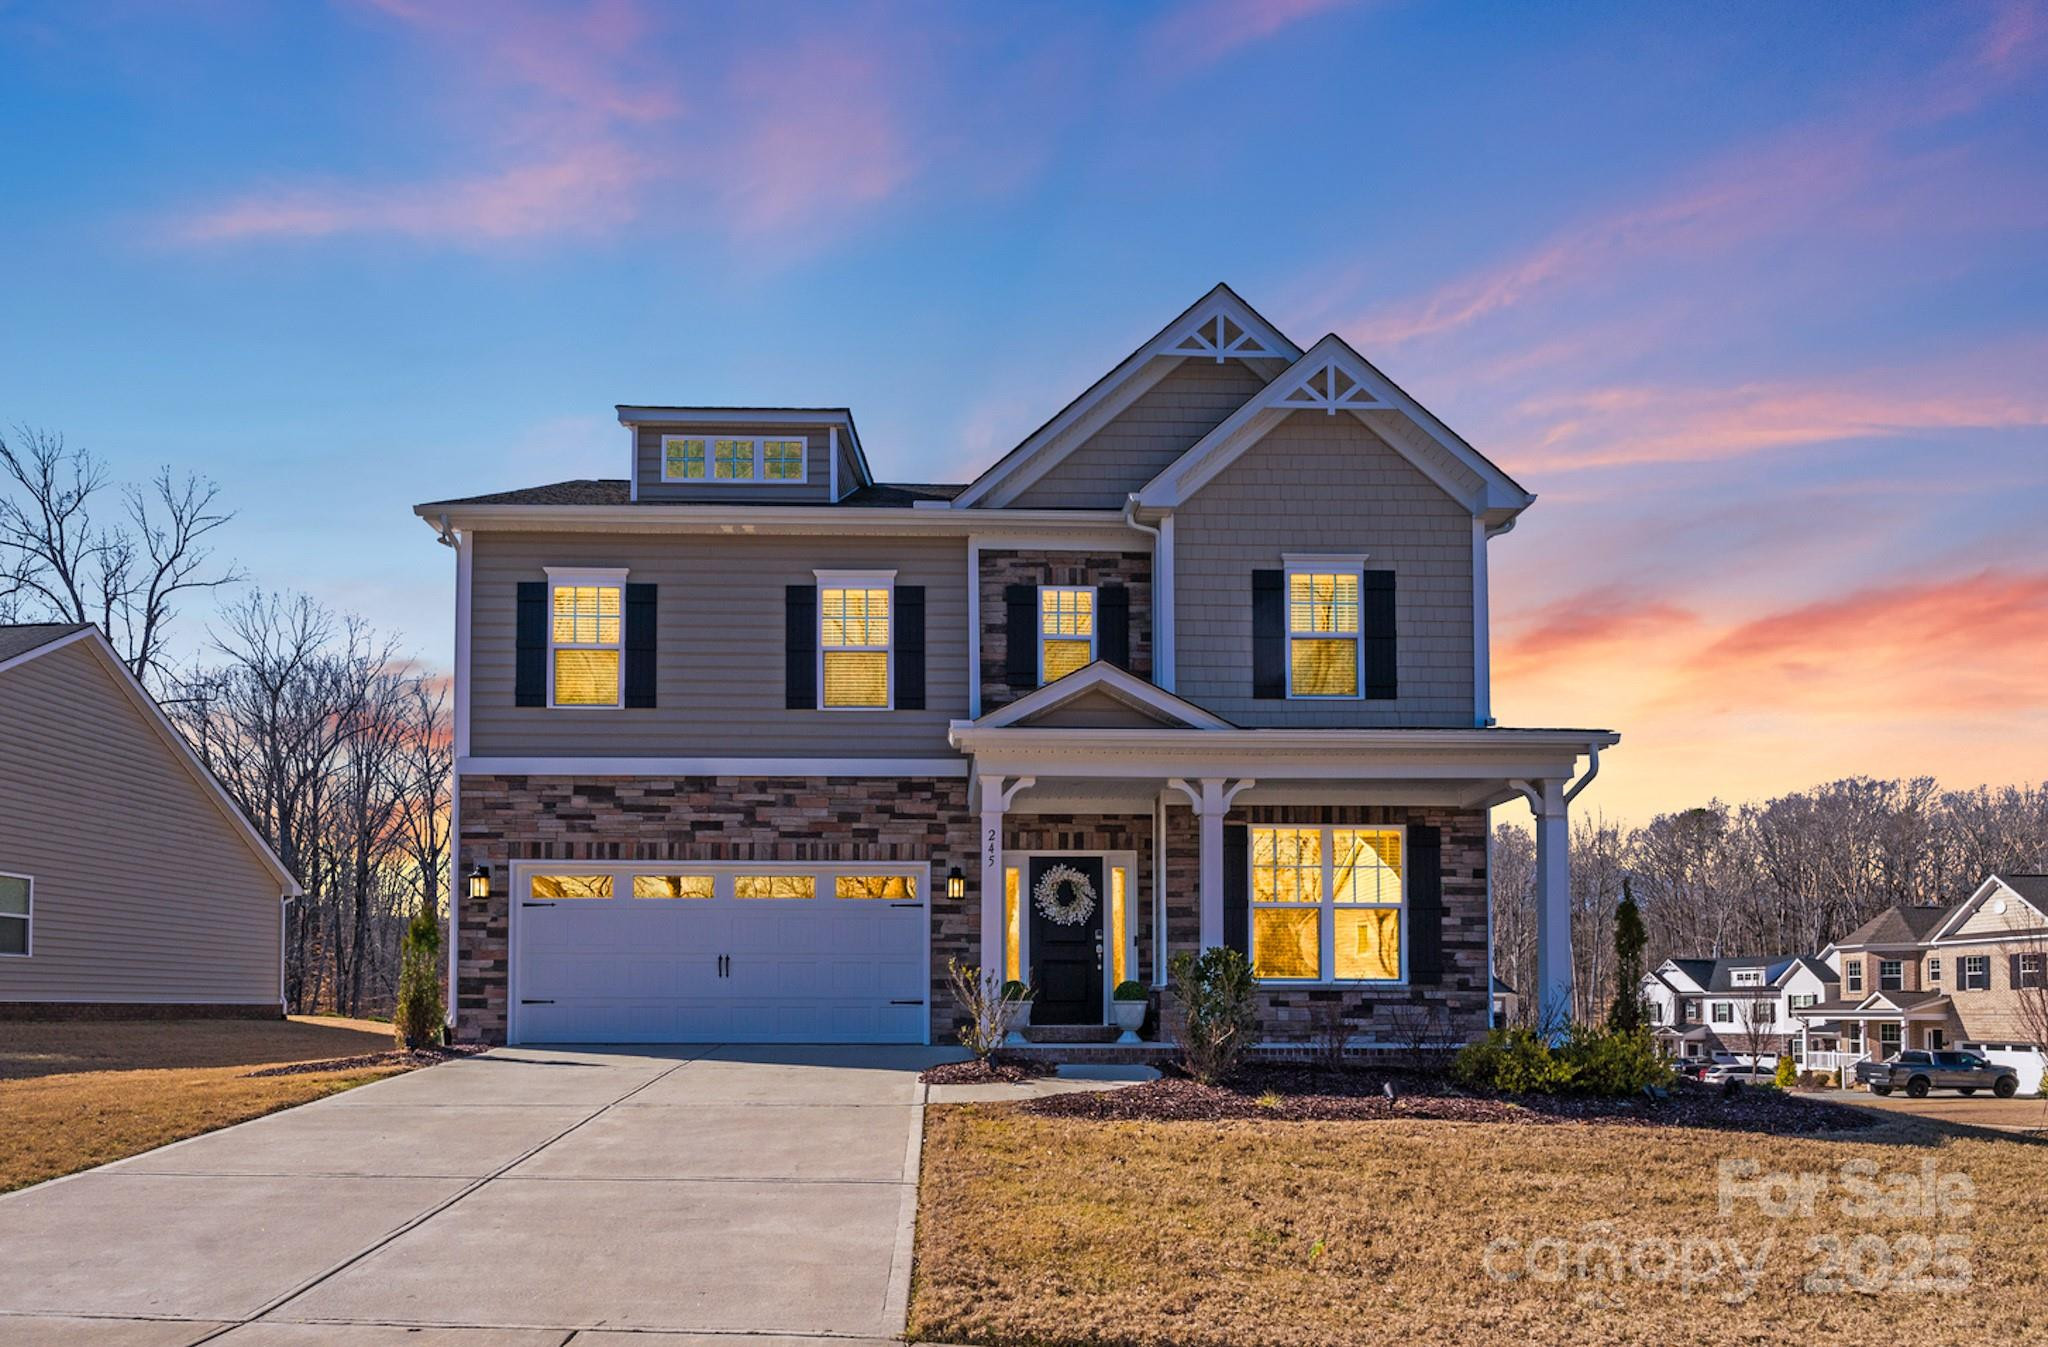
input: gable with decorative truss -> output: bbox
[952,284,1300,509]
[1134,333,1534,524]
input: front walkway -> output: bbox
[0,1044,952,1346]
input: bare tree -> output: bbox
[1733,994,1777,1068]
[0,424,240,684]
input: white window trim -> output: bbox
[1960,955,1991,990]
[0,870,29,958]
[1037,585,1097,687]
[515,859,930,904]
[1711,1001,1733,1023]
[1282,554,1367,701]
[543,566,628,710]
[1732,969,1763,986]
[814,569,896,712]
[660,434,810,484]
[1878,959,1904,992]
[1247,823,1407,986]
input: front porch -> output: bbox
[948,664,1616,1049]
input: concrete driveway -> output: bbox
[0,1044,953,1346]
[1802,1087,2048,1134]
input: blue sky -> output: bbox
[2,0,2044,817]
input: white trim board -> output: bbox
[457,756,971,777]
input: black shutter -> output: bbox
[623,583,657,708]
[1363,569,1397,700]
[784,585,817,709]
[1099,584,1130,671]
[1004,584,1038,689]
[1408,824,1443,985]
[896,586,926,710]
[1251,569,1284,699]
[1223,823,1250,957]
[515,581,546,707]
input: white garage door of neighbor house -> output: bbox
[511,862,929,1045]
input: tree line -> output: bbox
[1491,778,2048,1024]
[2,426,448,1018]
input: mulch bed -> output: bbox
[242,1044,487,1078]
[920,1056,1057,1085]
[1024,1063,1881,1135]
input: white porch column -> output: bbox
[1532,777,1573,1031]
[977,775,1033,975]
[1169,777,1256,951]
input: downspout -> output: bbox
[1122,495,1171,690]
[1564,745,1602,806]
[279,892,295,1017]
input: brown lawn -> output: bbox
[912,1105,2048,1347]
[0,1015,412,1193]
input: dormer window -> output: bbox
[1732,968,1763,986]
[662,434,808,484]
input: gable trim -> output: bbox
[951,284,1301,510]
[966,661,1237,731]
[1928,875,2048,943]
[0,628,303,895]
[1133,333,1535,517]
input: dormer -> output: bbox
[616,407,871,504]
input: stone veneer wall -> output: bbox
[978,549,1152,712]
[1165,803,1491,1044]
[456,775,975,1045]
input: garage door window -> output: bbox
[836,875,918,900]
[736,874,816,900]
[532,874,613,899]
[634,875,714,899]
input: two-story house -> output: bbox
[1797,874,2048,1091]
[414,285,1616,1049]
[1642,956,1833,1062]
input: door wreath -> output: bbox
[1033,863,1098,927]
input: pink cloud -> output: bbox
[717,38,917,231]
[1146,0,1359,75]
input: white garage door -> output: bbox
[511,862,928,1044]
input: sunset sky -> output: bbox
[2,0,2043,822]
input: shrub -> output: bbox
[1774,1055,1799,1089]
[951,961,1027,1061]
[1168,947,1258,1084]
[1113,980,1147,1002]
[1452,1025,1672,1097]
[1797,1069,1835,1090]
[393,904,444,1050]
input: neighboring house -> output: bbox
[414,284,1616,1048]
[1796,876,2048,1092]
[0,624,302,1018]
[1642,955,1833,1061]
[1491,974,1520,1026]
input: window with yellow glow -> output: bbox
[735,874,816,899]
[763,439,805,480]
[549,581,622,707]
[531,874,614,899]
[1039,586,1095,684]
[633,875,714,899]
[1249,825,1404,982]
[1110,865,1129,985]
[1287,569,1360,698]
[713,438,755,479]
[835,875,917,900]
[662,437,706,480]
[820,584,891,708]
[1004,867,1021,982]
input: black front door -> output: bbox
[1027,855,1106,1024]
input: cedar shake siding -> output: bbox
[456,774,976,1045]
[977,549,1153,713]
[633,423,838,503]
[1175,411,1477,727]
[1007,358,1270,509]
[0,639,285,1009]
[467,531,969,758]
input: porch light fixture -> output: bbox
[466,865,491,901]
[946,866,966,900]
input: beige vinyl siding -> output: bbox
[0,640,283,1005]
[1175,411,1476,727]
[468,531,969,757]
[635,424,835,503]
[1952,895,2048,940]
[1008,359,1269,509]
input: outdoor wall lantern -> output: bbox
[466,865,491,901]
[946,866,966,900]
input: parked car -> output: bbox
[1673,1055,1713,1079]
[1702,1062,1775,1086]
[1855,1050,2020,1098]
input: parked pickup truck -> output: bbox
[1855,1050,2020,1098]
